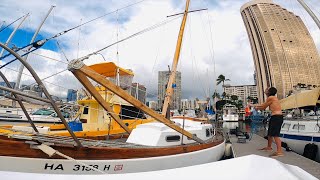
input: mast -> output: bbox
[296,0,320,30]
[0,13,29,58]
[15,6,55,90]
[161,0,190,117]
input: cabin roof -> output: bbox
[280,88,320,110]
[89,62,134,77]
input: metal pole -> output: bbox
[0,43,82,147]
[0,71,39,132]
[0,14,29,57]
[15,6,55,91]
[297,0,320,30]
[0,85,51,103]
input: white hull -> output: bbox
[222,122,239,130]
[280,133,320,162]
[0,140,225,174]
[280,119,320,162]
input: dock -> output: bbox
[229,134,320,179]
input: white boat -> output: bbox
[0,155,317,179]
[279,88,320,162]
[222,104,239,130]
[0,107,71,123]
[280,118,320,162]
[0,119,225,174]
[0,0,225,175]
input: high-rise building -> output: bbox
[0,82,15,95]
[241,0,320,102]
[147,101,158,110]
[224,85,258,105]
[67,89,77,102]
[158,71,181,110]
[180,99,197,110]
[253,71,257,85]
[131,83,146,104]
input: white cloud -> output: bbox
[0,0,319,102]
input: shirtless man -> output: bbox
[250,87,284,157]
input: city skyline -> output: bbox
[0,0,319,101]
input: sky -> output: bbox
[0,0,320,101]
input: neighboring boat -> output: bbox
[280,118,320,162]
[0,107,71,124]
[221,104,239,130]
[51,62,154,138]
[0,0,225,174]
[279,88,320,162]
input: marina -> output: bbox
[0,0,320,179]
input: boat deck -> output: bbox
[229,134,320,179]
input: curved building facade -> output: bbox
[241,0,320,102]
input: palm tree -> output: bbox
[212,91,220,100]
[230,95,238,102]
[216,74,230,87]
[221,92,227,99]
[216,74,230,100]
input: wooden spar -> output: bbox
[68,61,205,144]
[0,71,39,132]
[161,0,190,116]
[0,43,82,147]
[72,70,132,134]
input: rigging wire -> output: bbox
[186,15,207,98]
[0,14,182,71]
[77,19,82,59]
[0,14,26,33]
[0,21,5,29]
[0,0,148,66]
[75,15,182,62]
[56,40,69,62]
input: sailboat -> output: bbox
[279,88,320,162]
[0,0,225,174]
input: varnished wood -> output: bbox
[0,135,224,160]
[162,0,190,115]
[72,70,131,134]
[73,65,204,144]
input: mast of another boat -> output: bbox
[0,21,5,30]
[0,13,29,58]
[14,6,55,96]
[296,0,320,30]
[161,0,190,119]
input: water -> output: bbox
[238,121,267,137]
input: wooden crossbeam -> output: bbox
[72,70,131,134]
[74,65,204,144]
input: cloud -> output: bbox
[0,0,319,103]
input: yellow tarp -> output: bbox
[89,62,134,77]
[280,88,320,110]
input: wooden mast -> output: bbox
[161,0,190,117]
[68,61,205,144]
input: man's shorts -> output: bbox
[267,115,283,137]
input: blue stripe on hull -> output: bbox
[280,133,320,142]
